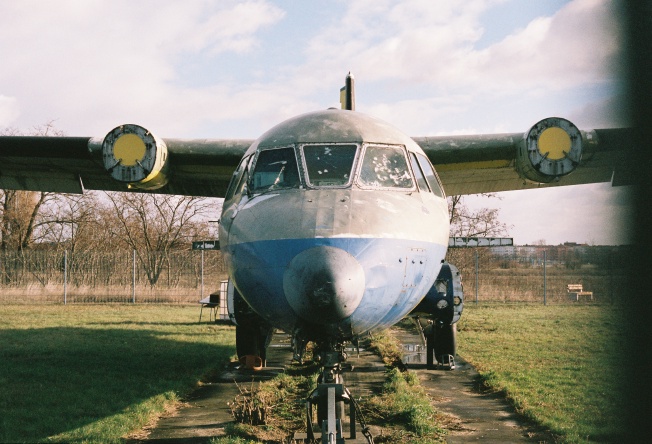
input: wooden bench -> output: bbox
[567,284,593,302]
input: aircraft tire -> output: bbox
[235,324,261,357]
[426,328,436,368]
[236,324,273,366]
[434,323,457,357]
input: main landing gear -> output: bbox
[232,286,273,370]
[424,321,457,370]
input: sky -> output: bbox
[0,0,631,245]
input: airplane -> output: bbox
[0,73,632,442]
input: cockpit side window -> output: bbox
[224,154,252,201]
[416,153,445,198]
[302,144,357,187]
[250,147,300,193]
[409,152,430,193]
[358,145,414,189]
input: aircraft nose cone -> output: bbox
[283,246,365,324]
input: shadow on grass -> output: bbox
[0,326,233,443]
[87,320,209,327]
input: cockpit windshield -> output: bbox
[250,147,300,192]
[358,145,414,189]
[302,144,357,187]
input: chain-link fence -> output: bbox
[0,250,227,303]
[448,245,630,304]
[0,245,629,304]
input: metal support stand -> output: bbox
[302,349,373,443]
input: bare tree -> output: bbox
[35,192,104,253]
[0,123,65,251]
[0,190,52,251]
[104,192,213,285]
[448,194,510,238]
[446,194,512,277]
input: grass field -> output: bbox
[0,305,235,443]
[0,303,627,443]
[457,304,627,443]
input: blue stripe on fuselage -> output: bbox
[224,237,447,339]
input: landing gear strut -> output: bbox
[232,285,273,370]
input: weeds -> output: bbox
[227,372,318,441]
[365,330,447,443]
[368,329,404,367]
[366,368,446,443]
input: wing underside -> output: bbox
[417,126,632,196]
[0,119,633,198]
[0,135,253,197]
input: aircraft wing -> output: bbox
[416,118,634,196]
[0,126,253,197]
[0,117,633,198]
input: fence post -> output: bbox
[475,250,479,304]
[132,250,136,303]
[64,250,68,305]
[201,249,205,300]
[543,249,547,305]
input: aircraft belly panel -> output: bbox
[349,241,446,335]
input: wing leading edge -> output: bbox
[0,117,633,197]
[0,132,253,197]
[417,120,633,196]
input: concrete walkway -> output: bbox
[129,324,546,443]
[395,321,550,443]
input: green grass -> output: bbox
[367,330,446,443]
[457,304,627,443]
[375,368,446,442]
[0,304,235,443]
[1,303,627,443]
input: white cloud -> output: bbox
[0,0,286,135]
[468,0,622,93]
[0,1,629,244]
[302,0,492,84]
[299,0,621,118]
[0,95,19,127]
[0,0,621,136]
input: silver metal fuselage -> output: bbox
[219,109,449,343]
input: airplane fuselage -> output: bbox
[219,109,449,343]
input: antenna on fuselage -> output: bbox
[339,72,355,111]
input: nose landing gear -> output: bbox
[302,345,374,444]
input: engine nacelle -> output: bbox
[516,117,583,183]
[102,124,169,190]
